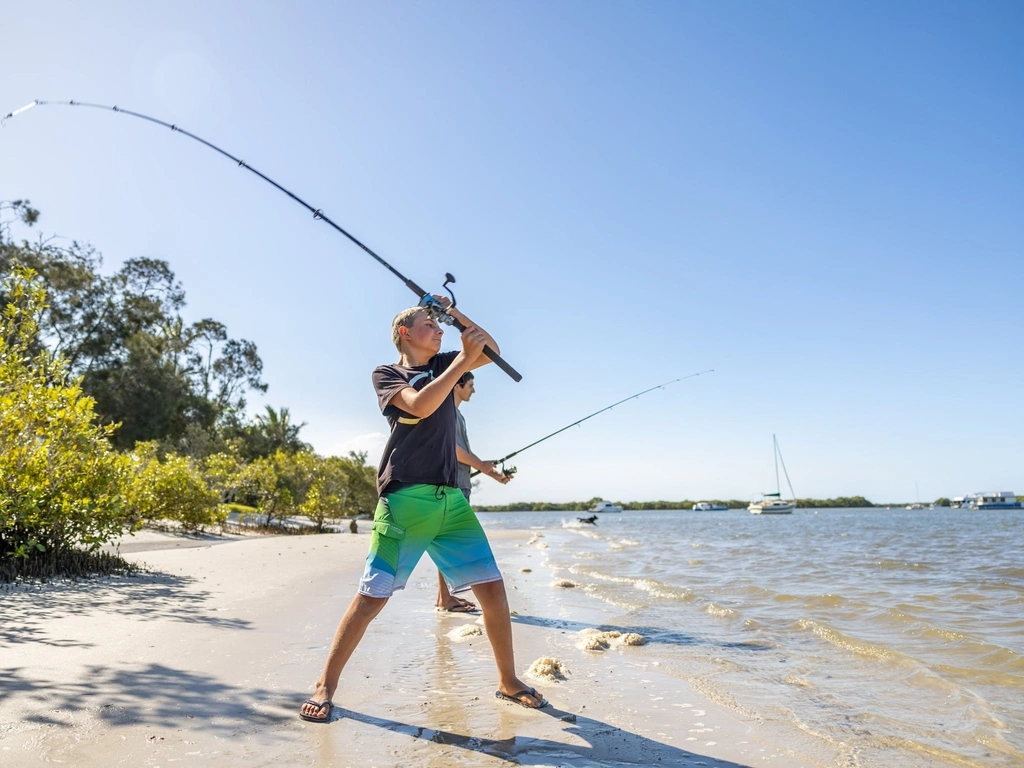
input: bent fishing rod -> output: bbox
[2,99,522,381]
[471,369,714,477]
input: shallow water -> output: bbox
[480,507,1024,768]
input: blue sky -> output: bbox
[3,1,1022,504]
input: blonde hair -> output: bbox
[391,307,424,352]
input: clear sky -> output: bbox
[2,1,1022,505]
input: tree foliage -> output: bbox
[0,267,133,573]
[238,405,310,459]
[0,206,384,579]
[126,442,224,531]
[1,201,267,450]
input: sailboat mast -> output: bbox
[773,434,781,495]
[776,439,797,502]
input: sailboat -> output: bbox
[905,481,925,510]
[749,435,797,514]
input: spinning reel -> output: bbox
[417,273,459,324]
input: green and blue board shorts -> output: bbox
[359,484,502,598]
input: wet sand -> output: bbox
[0,529,820,767]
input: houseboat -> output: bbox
[969,492,1021,510]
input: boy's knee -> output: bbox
[354,593,389,617]
[471,578,507,599]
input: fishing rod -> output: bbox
[471,369,714,477]
[1,99,522,381]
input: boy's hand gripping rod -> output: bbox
[2,99,522,382]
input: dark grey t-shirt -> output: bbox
[455,408,472,498]
[372,351,460,496]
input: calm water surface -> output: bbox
[480,507,1024,767]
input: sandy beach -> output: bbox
[1,528,820,767]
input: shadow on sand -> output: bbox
[0,571,252,649]
[1,662,291,734]
[335,703,756,768]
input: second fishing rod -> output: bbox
[471,370,714,478]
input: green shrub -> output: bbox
[0,268,132,576]
[127,442,224,531]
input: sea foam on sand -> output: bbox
[577,628,647,651]
[526,656,570,682]
[447,623,483,642]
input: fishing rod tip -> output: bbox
[3,100,41,124]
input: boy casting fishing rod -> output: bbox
[1,97,538,723]
[300,296,545,723]
[1,96,541,723]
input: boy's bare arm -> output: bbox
[392,324,488,418]
[456,446,511,484]
[456,444,509,480]
[447,305,500,370]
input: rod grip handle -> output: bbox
[450,318,523,382]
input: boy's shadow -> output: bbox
[335,703,755,768]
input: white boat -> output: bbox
[590,500,623,513]
[749,435,797,515]
[905,482,926,510]
[692,502,728,511]
[968,492,1021,510]
[750,496,796,514]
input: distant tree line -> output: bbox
[1,201,376,580]
[474,495,879,512]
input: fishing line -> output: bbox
[2,99,522,381]
[471,369,714,477]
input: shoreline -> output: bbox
[1,527,819,767]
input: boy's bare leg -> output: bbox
[300,593,388,720]
[437,570,477,611]
[471,579,546,707]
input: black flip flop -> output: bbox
[439,601,478,613]
[299,698,334,723]
[495,687,549,709]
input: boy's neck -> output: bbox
[399,349,433,367]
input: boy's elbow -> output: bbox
[405,397,434,419]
